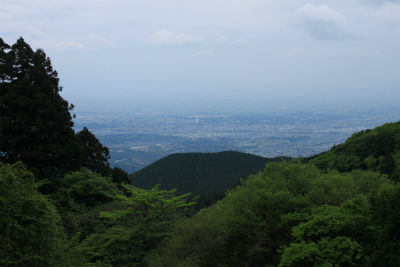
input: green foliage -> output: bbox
[109,166,131,185]
[0,38,129,187]
[279,177,400,267]
[49,168,122,240]
[130,151,292,196]
[150,161,320,266]
[148,205,231,267]
[391,150,400,181]
[2,37,399,266]
[149,161,395,267]
[367,182,400,266]
[79,184,194,267]
[309,121,400,181]
[0,162,65,266]
[191,189,227,211]
[75,127,131,186]
[77,127,111,176]
[0,37,82,180]
[307,169,388,206]
[279,237,360,267]
[52,168,120,211]
[279,195,376,267]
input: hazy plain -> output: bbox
[69,97,400,174]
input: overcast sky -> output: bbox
[1,0,400,108]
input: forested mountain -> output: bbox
[129,121,400,198]
[1,37,400,267]
[150,161,400,267]
[307,121,400,181]
[129,151,292,195]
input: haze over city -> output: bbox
[1,0,399,109]
[2,3,400,264]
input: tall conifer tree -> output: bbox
[0,37,82,179]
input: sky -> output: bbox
[1,0,400,109]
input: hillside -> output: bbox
[129,151,292,195]
[308,121,400,181]
[3,37,400,267]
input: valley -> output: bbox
[71,98,400,174]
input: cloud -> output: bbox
[217,35,229,43]
[216,35,247,44]
[295,4,355,41]
[194,50,214,57]
[24,25,48,40]
[36,39,87,51]
[18,25,87,51]
[146,30,203,45]
[234,39,247,43]
[283,48,308,57]
[89,34,115,46]
[361,0,400,7]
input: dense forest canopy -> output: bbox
[308,121,400,182]
[130,151,292,195]
[1,37,399,267]
[149,162,399,267]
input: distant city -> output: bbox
[70,98,400,174]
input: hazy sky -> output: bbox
[1,0,400,107]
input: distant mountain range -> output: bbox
[129,121,400,196]
[129,151,292,196]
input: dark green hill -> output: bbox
[129,151,291,196]
[308,121,400,181]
